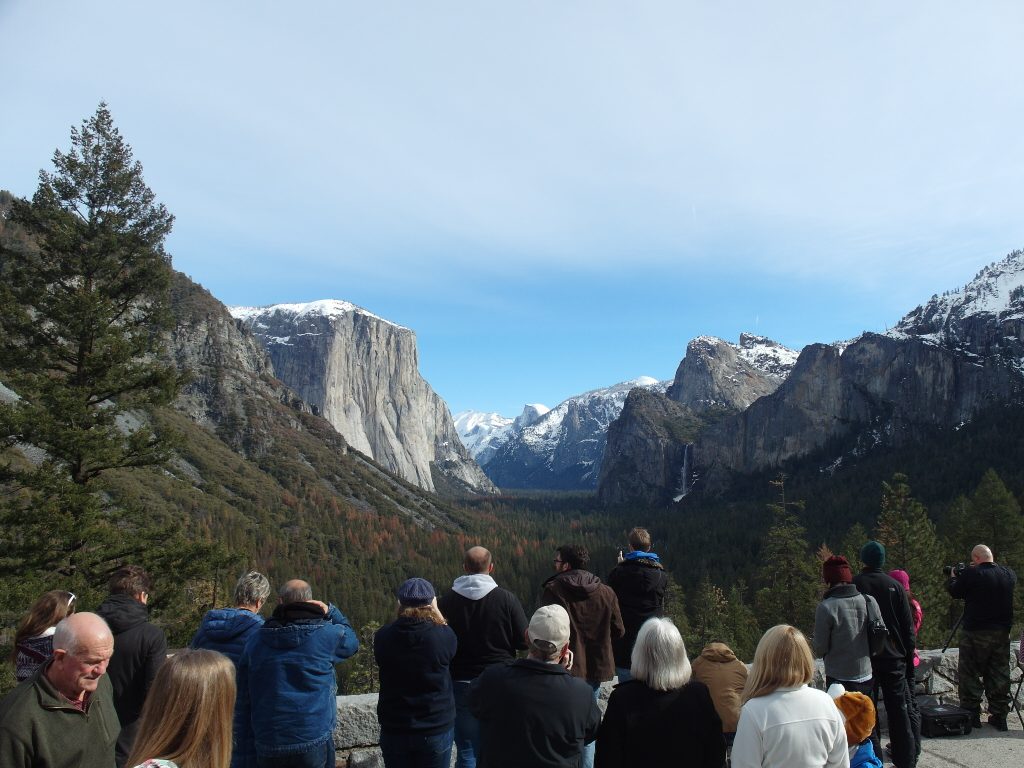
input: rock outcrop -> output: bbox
[598,335,796,504]
[668,333,798,411]
[230,300,496,496]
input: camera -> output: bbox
[943,562,967,577]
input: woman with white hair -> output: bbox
[595,617,725,768]
[732,625,848,768]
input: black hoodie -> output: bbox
[96,593,167,767]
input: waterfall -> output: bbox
[672,443,694,502]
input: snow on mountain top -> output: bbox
[890,249,1024,341]
[690,335,798,377]
[229,299,406,329]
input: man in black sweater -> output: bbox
[606,527,667,682]
[468,604,600,768]
[438,546,528,768]
[946,544,1017,731]
[95,565,167,768]
[853,541,917,768]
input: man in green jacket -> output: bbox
[0,612,120,768]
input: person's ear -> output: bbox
[488,563,495,574]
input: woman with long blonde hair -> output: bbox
[125,649,236,768]
[731,625,848,768]
[11,590,76,682]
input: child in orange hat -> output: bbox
[828,683,883,768]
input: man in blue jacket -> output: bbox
[238,579,359,768]
[192,570,271,768]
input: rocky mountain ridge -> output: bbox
[230,300,496,496]
[472,377,669,490]
[598,249,1024,504]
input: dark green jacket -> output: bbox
[0,665,120,768]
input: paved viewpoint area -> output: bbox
[918,714,1023,767]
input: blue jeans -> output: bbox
[453,680,480,768]
[581,681,600,768]
[615,666,631,683]
[256,739,335,768]
[380,727,454,768]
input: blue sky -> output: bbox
[3,2,1024,416]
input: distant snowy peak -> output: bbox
[453,410,515,463]
[890,249,1024,342]
[518,377,670,449]
[514,404,550,430]
[229,299,407,331]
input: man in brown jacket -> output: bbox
[542,544,624,768]
[691,641,749,744]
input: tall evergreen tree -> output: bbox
[873,473,944,646]
[754,475,819,634]
[0,105,210,612]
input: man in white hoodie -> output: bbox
[438,546,529,768]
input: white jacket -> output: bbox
[731,685,849,768]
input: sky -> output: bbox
[3,2,1024,416]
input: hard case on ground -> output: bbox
[919,703,973,737]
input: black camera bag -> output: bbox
[919,703,973,737]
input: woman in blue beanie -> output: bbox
[374,578,458,768]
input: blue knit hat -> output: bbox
[397,577,435,607]
[860,541,886,569]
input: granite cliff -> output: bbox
[230,301,496,496]
[598,335,797,504]
[598,250,1024,504]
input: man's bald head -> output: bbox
[279,579,313,603]
[53,612,113,655]
[464,547,493,574]
[48,613,114,701]
[972,545,994,563]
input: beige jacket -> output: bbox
[690,642,749,733]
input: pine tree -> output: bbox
[873,473,944,647]
[688,574,732,651]
[0,105,203,609]
[754,475,820,634]
[723,581,761,662]
[941,469,1024,633]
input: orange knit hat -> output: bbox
[834,691,876,744]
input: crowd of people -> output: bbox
[0,532,1017,768]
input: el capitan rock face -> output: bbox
[230,300,496,496]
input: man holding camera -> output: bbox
[946,544,1017,731]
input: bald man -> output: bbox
[237,579,358,767]
[947,544,1017,731]
[0,612,120,768]
[438,547,528,768]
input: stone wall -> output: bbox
[330,646,1024,767]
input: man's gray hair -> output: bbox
[278,580,313,603]
[630,617,691,691]
[235,571,271,606]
